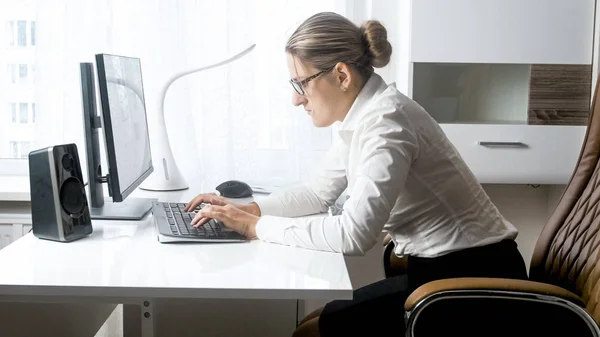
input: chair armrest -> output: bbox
[405,277,583,311]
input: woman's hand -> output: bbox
[184,193,229,212]
[184,193,262,216]
[191,204,259,239]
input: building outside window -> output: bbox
[18,64,28,84]
[30,21,35,46]
[2,3,37,163]
[9,103,17,123]
[16,20,26,46]
[19,103,28,123]
[9,141,32,159]
[6,21,14,46]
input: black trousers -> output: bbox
[318,239,528,336]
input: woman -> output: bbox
[184,12,527,336]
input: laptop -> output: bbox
[151,201,247,243]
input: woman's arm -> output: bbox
[253,137,349,218]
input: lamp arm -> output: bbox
[138,43,256,191]
[158,43,257,125]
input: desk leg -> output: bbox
[141,299,155,337]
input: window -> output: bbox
[16,20,26,46]
[5,63,31,84]
[9,141,31,159]
[6,21,14,46]
[30,21,35,46]
[10,142,18,157]
[9,103,17,123]
[19,103,28,123]
[2,0,375,178]
[8,103,34,124]
[2,2,37,165]
[20,141,31,158]
[6,20,35,48]
[18,64,28,84]
[7,64,16,84]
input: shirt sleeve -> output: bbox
[256,105,419,256]
[254,136,349,218]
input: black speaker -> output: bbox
[29,143,93,242]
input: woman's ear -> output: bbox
[334,62,352,92]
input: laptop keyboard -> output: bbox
[158,202,227,238]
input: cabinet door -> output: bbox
[410,0,595,64]
[411,63,593,125]
[441,124,586,184]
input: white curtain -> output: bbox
[31,0,346,189]
[29,0,404,189]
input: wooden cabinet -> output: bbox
[408,0,595,184]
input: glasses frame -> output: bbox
[289,67,333,96]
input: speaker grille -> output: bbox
[61,153,74,171]
[59,177,86,216]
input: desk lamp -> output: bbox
[139,44,256,191]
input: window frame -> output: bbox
[30,21,35,46]
[9,103,17,123]
[0,159,28,175]
[7,21,15,46]
[18,103,28,123]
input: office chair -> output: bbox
[400,77,600,337]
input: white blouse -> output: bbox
[255,73,517,257]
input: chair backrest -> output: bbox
[530,75,600,322]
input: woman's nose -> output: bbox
[292,90,307,107]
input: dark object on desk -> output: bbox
[28,143,93,242]
[216,180,253,198]
[151,201,247,243]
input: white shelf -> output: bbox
[412,63,531,124]
[0,176,30,202]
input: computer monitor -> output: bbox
[80,54,155,220]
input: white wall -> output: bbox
[484,184,564,271]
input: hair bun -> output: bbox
[360,20,392,68]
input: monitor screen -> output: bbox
[95,54,153,202]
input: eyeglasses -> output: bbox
[289,67,333,96]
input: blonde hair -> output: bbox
[286,12,392,78]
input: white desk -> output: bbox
[0,188,353,337]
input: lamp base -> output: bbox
[139,156,189,191]
[142,113,189,191]
[139,172,189,191]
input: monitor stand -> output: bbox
[89,197,155,221]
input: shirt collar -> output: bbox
[337,73,389,142]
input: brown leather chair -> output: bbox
[400,78,600,336]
